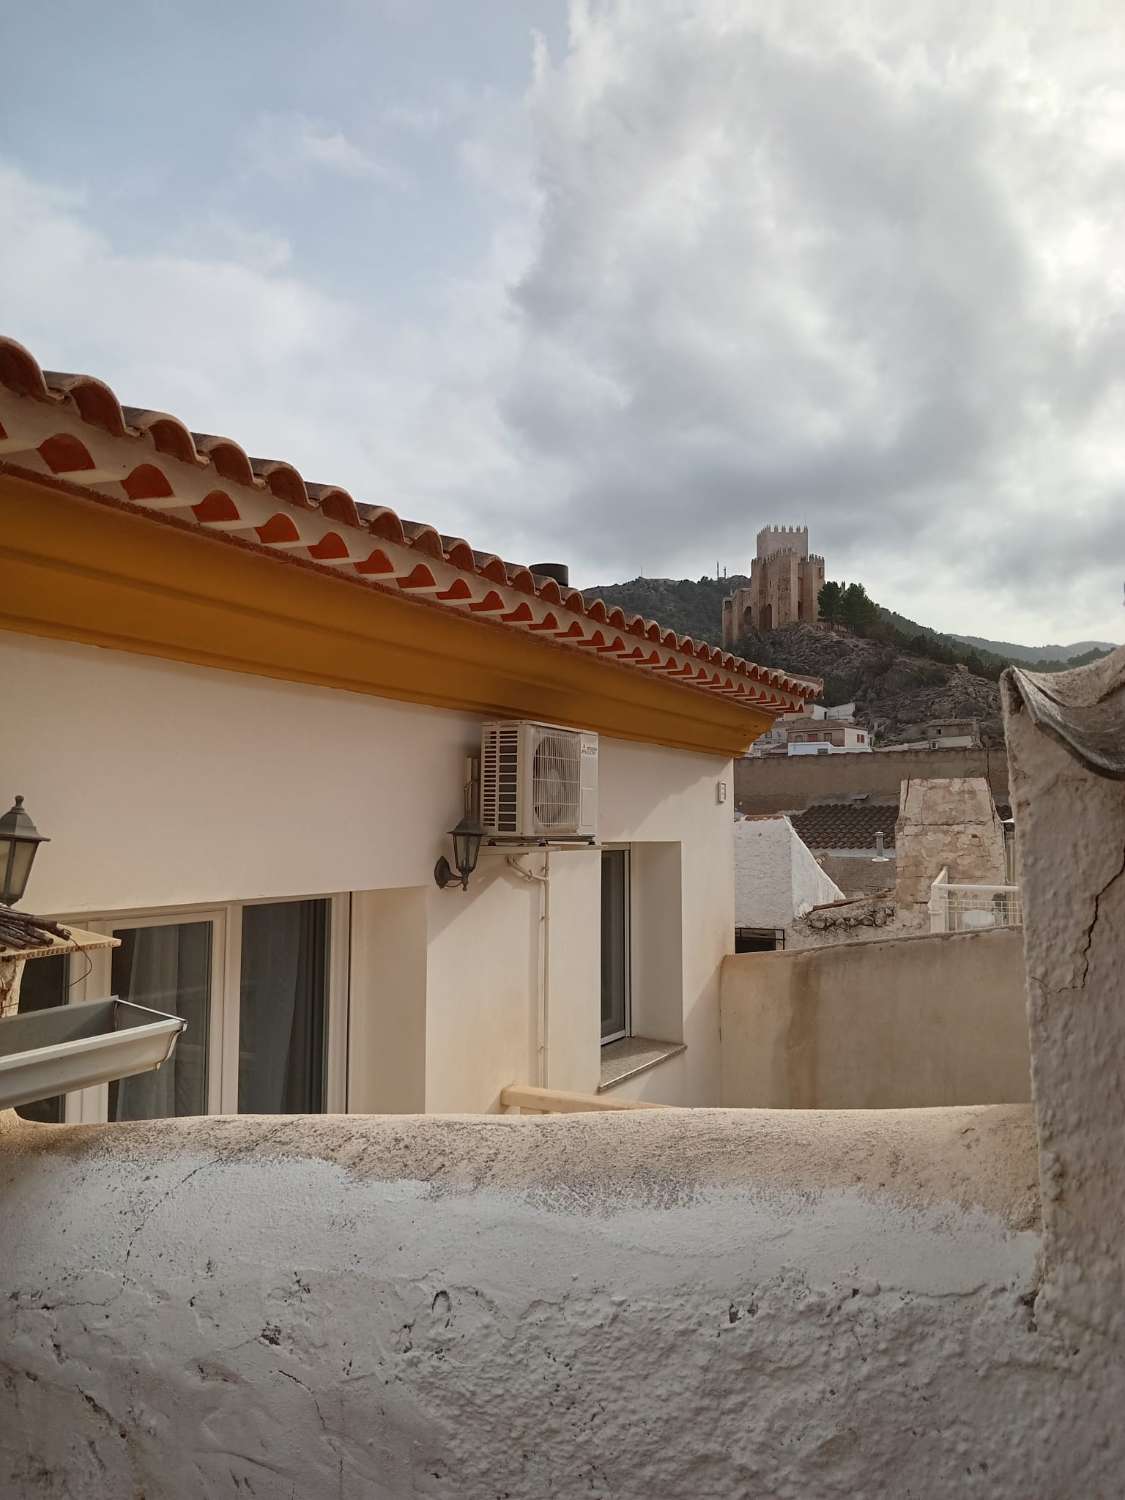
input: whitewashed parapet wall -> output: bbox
[0,1107,1043,1498]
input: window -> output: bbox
[46,896,347,1123]
[238,899,329,1114]
[109,919,213,1120]
[735,927,784,953]
[600,848,630,1044]
[14,953,68,1123]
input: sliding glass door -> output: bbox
[47,895,347,1123]
[109,918,215,1120]
[238,899,329,1114]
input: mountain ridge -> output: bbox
[582,575,1116,672]
[950,634,1116,663]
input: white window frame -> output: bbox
[600,845,632,1046]
[51,894,350,1123]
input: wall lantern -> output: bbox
[434,813,485,892]
[0,797,49,908]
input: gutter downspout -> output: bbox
[507,853,551,1087]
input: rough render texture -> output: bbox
[0,1107,1054,1499]
[1004,651,1125,1365]
[895,776,1007,909]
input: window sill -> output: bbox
[598,1036,686,1092]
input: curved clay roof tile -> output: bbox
[0,337,53,400]
[191,434,256,487]
[586,599,609,624]
[476,555,509,584]
[536,577,564,605]
[251,458,314,510]
[400,521,446,559]
[124,409,202,465]
[441,537,477,571]
[307,486,361,529]
[43,373,128,437]
[361,506,407,546]
[505,566,537,595]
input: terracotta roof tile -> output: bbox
[789,803,900,851]
[0,334,821,719]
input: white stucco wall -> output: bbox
[0,632,734,1110]
[0,1106,1064,1499]
[734,817,844,929]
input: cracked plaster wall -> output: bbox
[0,1107,1058,1500]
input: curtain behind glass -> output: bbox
[15,953,67,1123]
[238,900,328,1114]
[111,922,211,1119]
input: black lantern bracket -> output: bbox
[434,813,485,892]
[0,796,49,909]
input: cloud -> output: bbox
[2,0,1123,646]
[480,0,1125,640]
[243,113,410,189]
[0,160,514,543]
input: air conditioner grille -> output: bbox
[532,731,581,830]
[482,724,520,834]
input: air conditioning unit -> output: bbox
[480,721,598,841]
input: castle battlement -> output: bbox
[725,523,825,645]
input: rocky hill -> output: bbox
[582,574,1115,746]
[583,574,748,645]
[733,623,1004,746]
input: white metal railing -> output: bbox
[928,867,1023,933]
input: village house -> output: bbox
[749,701,872,757]
[0,335,816,1122]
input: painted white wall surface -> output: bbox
[734,817,844,929]
[0,1105,1072,1500]
[1,632,734,1110]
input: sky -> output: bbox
[2,0,1123,646]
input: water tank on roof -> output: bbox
[530,563,570,587]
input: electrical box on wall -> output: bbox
[480,721,598,841]
[717,781,728,804]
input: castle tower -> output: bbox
[722,524,826,647]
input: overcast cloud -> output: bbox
[1,0,1122,643]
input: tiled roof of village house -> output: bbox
[789,799,1012,851]
[0,336,818,716]
[788,802,901,850]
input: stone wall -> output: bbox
[895,776,1007,910]
[736,743,1010,814]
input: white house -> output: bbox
[733,816,844,949]
[0,335,814,1120]
[748,701,871,756]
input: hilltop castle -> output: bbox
[721,525,825,648]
